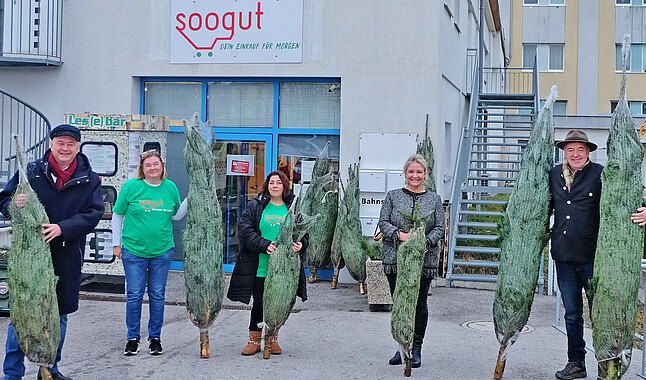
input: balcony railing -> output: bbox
[0,0,63,66]
[482,67,534,95]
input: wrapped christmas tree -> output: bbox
[8,136,60,380]
[339,164,367,293]
[183,114,224,358]
[492,86,557,379]
[592,35,644,380]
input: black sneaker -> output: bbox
[124,339,139,356]
[555,361,587,379]
[37,370,72,380]
[149,337,163,355]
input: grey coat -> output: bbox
[378,188,444,277]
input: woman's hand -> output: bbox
[266,242,277,254]
[631,206,646,226]
[113,246,122,259]
[397,231,411,242]
[42,224,62,243]
[292,242,302,252]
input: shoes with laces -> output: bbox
[149,337,163,355]
[123,339,139,356]
[555,361,587,379]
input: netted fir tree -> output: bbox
[183,114,225,358]
[592,36,645,380]
[339,164,367,292]
[491,86,557,379]
[8,136,60,380]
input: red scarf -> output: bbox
[48,153,77,190]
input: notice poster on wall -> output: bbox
[227,154,255,176]
[170,0,303,63]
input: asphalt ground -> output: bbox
[0,272,643,380]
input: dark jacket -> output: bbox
[378,188,445,277]
[0,150,103,314]
[227,192,309,304]
[549,162,603,263]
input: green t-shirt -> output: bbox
[113,178,181,258]
[256,202,288,277]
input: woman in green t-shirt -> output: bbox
[111,150,186,357]
[227,170,308,356]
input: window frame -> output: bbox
[615,0,631,5]
[547,44,564,72]
[522,43,537,70]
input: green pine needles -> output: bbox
[339,164,367,284]
[492,86,557,378]
[390,204,433,377]
[301,143,339,282]
[416,115,436,192]
[262,195,313,358]
[592,36,644,380]
[183,114,224,358]
[8,136,60,370]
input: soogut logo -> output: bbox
[139,199,167,212]
[175,2,264,55]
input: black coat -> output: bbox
[227,192,308,304]
[549,162,603,263]
[0,150,103,314]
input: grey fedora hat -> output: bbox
[556,129,597,152]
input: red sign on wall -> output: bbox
[227,154,255,176]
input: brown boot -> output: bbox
[270,331,282,355]
[241,330,261,356]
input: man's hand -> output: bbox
[113,246,122,259]
[42,224,62,243]
[631,207,646,227]
[14,194,26,208]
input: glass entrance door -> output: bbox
[214,133,271,271]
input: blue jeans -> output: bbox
[3,314,67,380]
[555,261,594,364]
[122,247,174,341]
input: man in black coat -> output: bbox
[0,124,103,380]
[549,129,602,380]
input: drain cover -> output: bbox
[460,320,534,334]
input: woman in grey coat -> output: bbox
[378,154,444,369]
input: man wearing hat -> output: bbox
[549,129,602,380]
[0,124,103,380]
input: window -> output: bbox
[616,0,631,4]
[549,44,564,70]
[550,0,565,4]
[522,44,537,69]
[540,99,567,115]
[524,0,538,4]
[610,100,646,115]
[207,82,273,128]
[144,82,201,122]
[616,44,631,71]
[278,134,340,188]
[643,102,646,115]
[279,83,341,129]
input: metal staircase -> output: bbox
[445,63,540,288]
[0,87,52,225]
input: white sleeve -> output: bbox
[111,213,124,247]
[171,198,188,221]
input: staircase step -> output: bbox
[453,246,501,254]
[459,210,503,217]
[462,186,515,194]
[467,177,515,183]
[470,159,521,164]
[469,167,520,172]
[456,234,500,241]
[476,112,533,117]
[452,259,500,268]
[478,100,535,107]
[471,150,523,155]
[459,199,508,206]
[473,135,530,140]
[475,120,534,125]
[472,142,527,147]
[446,273,498,283]
[480,93,534,100]
[456,221,499,228]
[477,105,535,110]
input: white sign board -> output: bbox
[170,0,303,64]
[227,154,255,176]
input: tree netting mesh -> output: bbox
[339,164,367,283]
[493,86,557,362]
[8,136,60,368]
[592,35,644,379]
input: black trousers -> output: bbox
[249,276,265,331]
[386,273,432,347]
